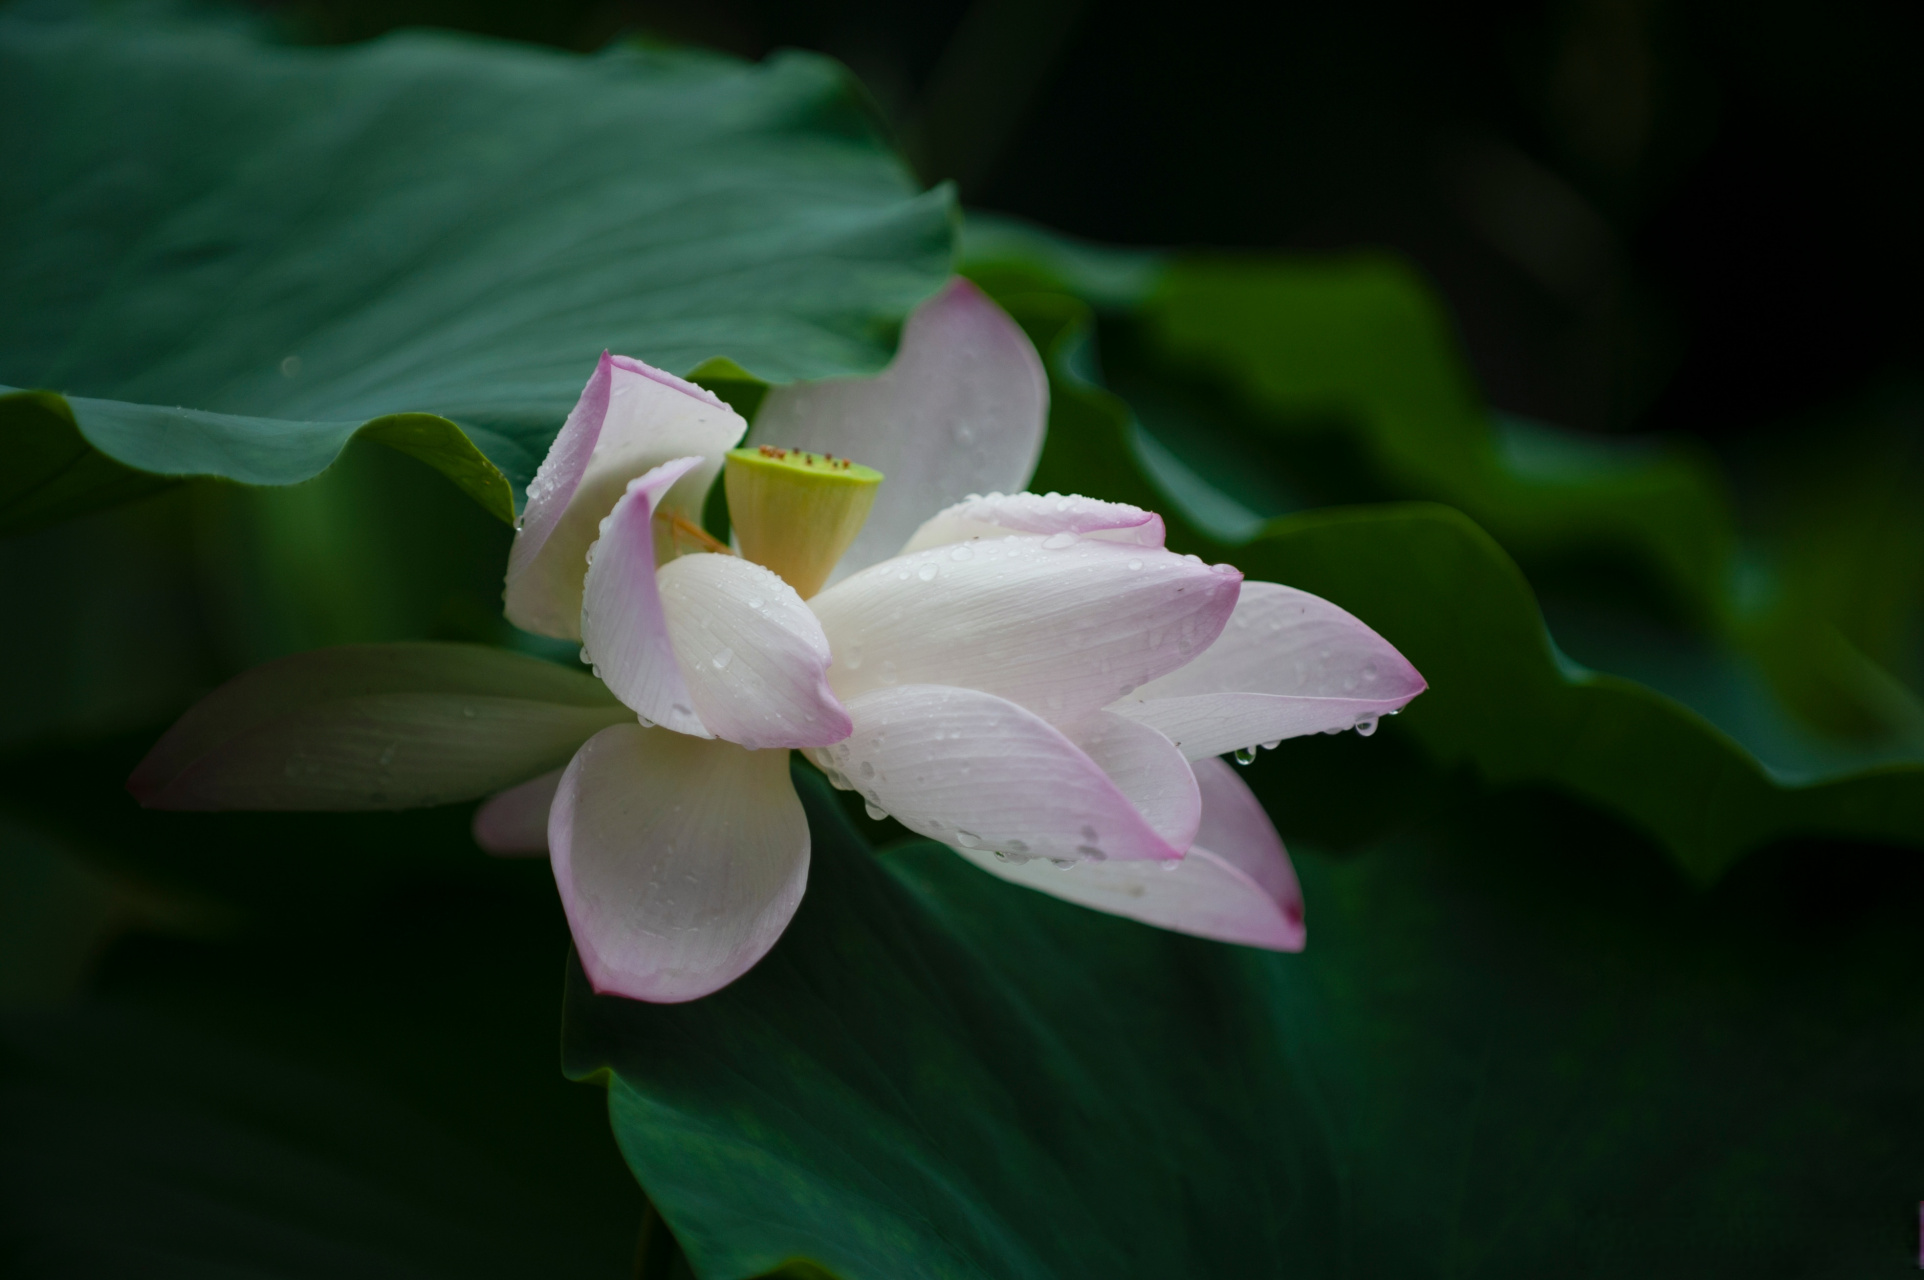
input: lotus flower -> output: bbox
[130,279,1425,1003]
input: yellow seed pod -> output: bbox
[723,445,883,599]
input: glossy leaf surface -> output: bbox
[569,766,1924,1278]
[0,9,952,529]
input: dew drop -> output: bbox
[1050,858,1077,869]
[1233,747,1258,766]
[864,801,888,820]
[1262,739,1282,751]
[1042,531,1078,550]
[1127,558,1143,571]
[1354,715,1380,737]
[917,563,939,582]
[950,545,974,562]
[859,760,876,779]
[880,659,898,685]
[711,646,734,670]
[955,830,982,849]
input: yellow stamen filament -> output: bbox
[654,507,732,557]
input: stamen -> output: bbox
[653,507,732,557]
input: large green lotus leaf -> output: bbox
[1000,291,1924,879]
[568,765,1924,1278]
[0,849,642,1277]
[0,8,952,531]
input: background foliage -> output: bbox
[3,0,1921,1276]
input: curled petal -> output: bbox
[129,643,627,811]
[552,725,808,1003]
[656,553,851,750]
[506,355,745,640]
[900,491,1166,555]
[473,767,563,856]
[953,755,1304,951]
[1113,581,1426,759]
[823,684,1186,862]
[579,457,709,737]
[751,279,1047,583]
[809,536,1241,728]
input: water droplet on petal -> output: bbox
[1354,715,1380,737]
[711,647,734,670]
[859,760,875,779]
[950,545,973,562]
[917,563,939,582]
[1234,747,1258,766]
[1050,858,1076,869]
[955,830,982,849]
[1127,558,1143,571]
[1042,531,1078,550]
[1262,739,1282,751]
[864,801,888,820]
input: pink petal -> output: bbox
[128,643,629,811]
[551,724,808,1003]
[472,767,563,856]
[578,457,710,738]
[751,279,1048,583]
[900,491,1166,555]
[819,684,1186,862]
[953,755,1305,951]
[505,356,745,640]
[655,553,852,750]
[809,536,1241,729]
[1112,581,1426,759]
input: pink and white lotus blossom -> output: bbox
[129,279,1425,1004]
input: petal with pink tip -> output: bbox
[824,684,1185,862]
[505,355,745,640]
[750,279,1047,583]
[1112,581,1426,759]
[655,553,851,750]
[899,491,1166,555]
[952,755,1304,951]
[552,724,808,1003]
[809,536,1241,729]
[472,766,563,856]
[579,457,709,737]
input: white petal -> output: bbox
[952,755,1304,950]
[506,355,745,640]
[655,553,851,750]
[579,457,710,737]
[472,767,562,856]
[750,279,1047,583]
[1066,711,1198,851]
[809,536,1241,728]
[551,725,808,1003]
[823,684,1185,862]
[129,643,628,811]
[900,491,1165,555]
[1113,581,1426,759]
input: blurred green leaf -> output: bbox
[1002,290,1924,879]
[1,860,641,1277]
[567,765,1924,1278]
[0,8,953,529]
